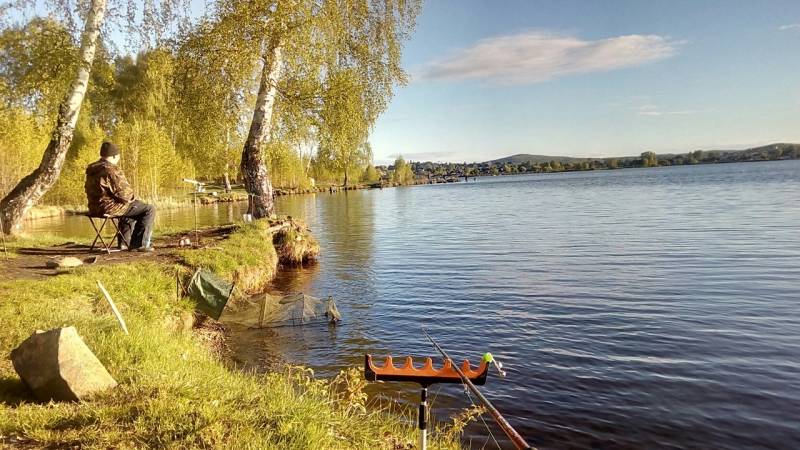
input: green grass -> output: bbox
[0,261,462,449]
[175,221,278,294]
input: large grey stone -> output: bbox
[10,327,117,401]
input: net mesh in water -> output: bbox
[256,292,341,327]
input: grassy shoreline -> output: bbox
[0,222,462,449]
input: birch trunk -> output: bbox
[0,0,108,235]
[223,130,232,193]
[223,169,232,193]
[240,37,283,219]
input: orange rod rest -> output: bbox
[364,354,488,386]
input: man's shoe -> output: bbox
[134,246,155,253]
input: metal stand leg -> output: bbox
[419,386,428,450]
[109,217,129,249]
[193,192,199,247]
[89,217,111,253]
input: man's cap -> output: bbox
[100,142,120,157]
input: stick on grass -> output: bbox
[97,281,129,335]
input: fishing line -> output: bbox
[423,328,534,450]
[461,372,502,450]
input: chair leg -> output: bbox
[109,218,129,249]
[89,218,102,251]
[96,218,112,254]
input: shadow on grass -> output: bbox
[17,245,91,256]
[0,375,34,406]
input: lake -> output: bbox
[24,161,800,449]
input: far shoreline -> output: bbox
[21,157,798,222]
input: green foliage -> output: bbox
[411,144,800,179]
[362,164,379,183]
[173,21,256,180]
[391,156,414,185]
[317,70,373,186]
[0,18,79,118]
[0,0,423,206]
[112,49,176,128]
[189,0,421,189]
[641,151,658,167]
[265,141,312,189]
[0,105,45,196]
[113,118,189,200]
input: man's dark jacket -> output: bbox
[84,159,134,217]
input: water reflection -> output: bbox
[23,200,247,239]
[20,161,800,450]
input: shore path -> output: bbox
[0,226,236,281]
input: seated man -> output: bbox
[84,142,156,252]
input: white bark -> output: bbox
[65,0,106,129]
[240,36,284,218]
[249,40,284,147]
[0,0,108,234]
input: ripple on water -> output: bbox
[26,161,800,450]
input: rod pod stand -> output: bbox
[418,385,428,450]
[364,354,489,450]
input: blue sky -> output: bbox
[6,1,799,164]
[369,0,800,164]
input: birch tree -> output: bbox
[0,0,107,234]
[316,70,372,187]
[199,0,421,218]
[0,0,186,234]
[173,19,256,186]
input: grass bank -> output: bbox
[175,221,280,294]
[0,223,464,449]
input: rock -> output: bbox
[45,257,83,269]
[164,310,195,333]
[10,327,117,401]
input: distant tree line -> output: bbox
[402,144,800,179]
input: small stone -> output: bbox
[10,327,117,401]
[45,257,83,269]
[164,310,195,333]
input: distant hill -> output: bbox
[485,143,800,165]
[487,154,588,165]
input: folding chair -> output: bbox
[87,214,129,253]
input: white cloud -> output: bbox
[634,104,708,117]
[419,31,681,85]
[779,24,800,31]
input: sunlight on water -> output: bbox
[28,161,800,449]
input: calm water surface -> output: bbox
[26,161,800,449]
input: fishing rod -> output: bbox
[423,328,534,450]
